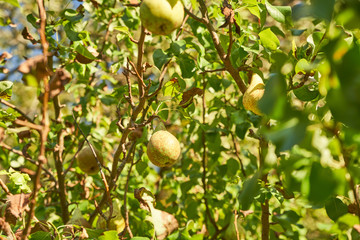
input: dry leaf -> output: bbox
[354,224,360,233]
[134,187,178,239]
[5,193,31,225]
[153,209,179,240]
[49,68,72,98]
[219,0,241,34]
[79,227,89,240]
[239,209,254,218]
[179,87,203,108]
[18,55,49,82]
[21,27,38,45]
[134,187,155,212]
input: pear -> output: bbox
[147,130,181,167]
[140,0,184,35]
[242,74,265,115]
[76,146,103,175]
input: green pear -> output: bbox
[242,74,265,116]
[76,146,103,175]
[147,130,181,167]
[140,0,184,35]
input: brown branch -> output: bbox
[123,63,135,108]
[200,67,226,75]
[14,119,42,132]
[259,136,269,240]
[0,141,57,184]
[0,99,34,123]
[121,143,137,238]
[23,0,50,237]
[89,26,148,225]
[230,133,246,177]
[53,96,69,223]
[201,76,219,238]
[189,0,246,94]
[184,7,206,24]
[234,210,240,240]
[226,21,234,60]
[0,178,11,195]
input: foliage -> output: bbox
[0,0,360,239]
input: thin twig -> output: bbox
[259,135,269,240]
[0,99,34,123]
[14,119,42,132]
[0,141,57,183]
[72,110,112,227]
[121,143,137,238]
[187,0,247,94]
[201,76,219,238]
[230,133,246,177]
[200,68,226,75]
[234,210,240,240]
[0,179,11,195]
[53,95,70,223]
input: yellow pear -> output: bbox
[242,74,265,115]
[76,146,103,175]
[140,0,184,35]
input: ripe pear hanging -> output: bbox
[242,74,265,116]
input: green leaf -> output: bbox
[98,230,119,240]
[308,162,338,204]
[265,0,285,23]
[1,0,20,8]
[74,44,97,60]
[238,171,260,210]
[310,0,335,22]
[153,49,171,70]
[178,55,196,78]
[226,158,240,178]
[0,80,13,99]
[131,238,150,240]
[293,84,319,102]
[28,231,52,240]
[265,116,308,152]
[325,197,348,221]
[326,40,360,130]
[235,122,251,139]
[62,9,84,22]
[295,59,313,74]
[259,28,280,51]
[26,14,39,29]
[244,0,261,19]
[169,40,186,56]
[63,21,84,41]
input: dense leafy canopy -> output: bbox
[1,0,360,239]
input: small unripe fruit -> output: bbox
[242,74,265,116]
[140,0,184,35]
[76,146,103,175]
[147,130,181,167]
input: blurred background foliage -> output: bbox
[1,0,360,239]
